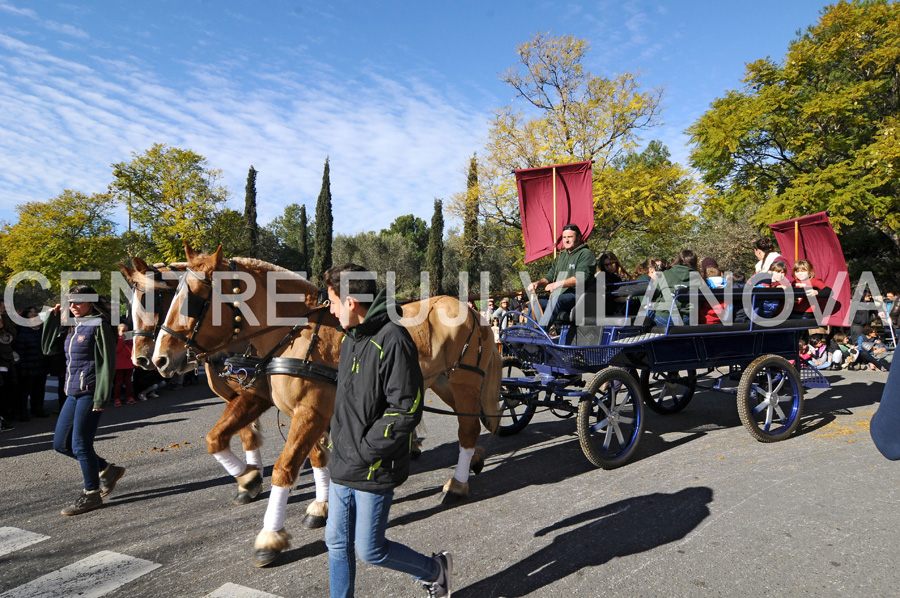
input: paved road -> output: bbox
[0,366,897,597]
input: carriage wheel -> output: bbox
[577,367,645,469]
[640,369,697,414]
[736,355,804,443]
[483,356,538,436]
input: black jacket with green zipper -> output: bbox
[329,288,424,491]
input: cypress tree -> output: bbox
[462,155,480,284]
[298,204,309,276]
[243,166,259,257]
[427,199,444,296]
[312,158,333,285]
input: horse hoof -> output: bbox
[410,447,422,461]
[470,456,484,475]
[232,472,263,505]
[300,514,327,529]
[252,548,282,568]
[439,490,467,507]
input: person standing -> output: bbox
[323,264,452,598]
[42,285,125,516]
[15,306,49,418]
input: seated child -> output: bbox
[755,262,789,319]
[791,259,830,318]
[699,266,728,324]
[808,334,831,370]
[856,326,892,370]
[798,339,812,363]
[829,332,858,370]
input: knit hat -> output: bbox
[700,257,719,272]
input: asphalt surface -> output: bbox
[0,365,897,597]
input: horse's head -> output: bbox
[122,256,183,370]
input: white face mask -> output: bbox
[795,271,810,281]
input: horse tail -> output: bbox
[478,325,502,435]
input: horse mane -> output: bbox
[230,257,320,295]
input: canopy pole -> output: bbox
[794,221,799,261]
[552,167,558,258]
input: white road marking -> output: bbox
[205,583,284,598]
[0,527,49,557]
[0,550,161,598]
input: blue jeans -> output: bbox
[537,292,577,326]
[325,482,437,598]
[53,395,108,492]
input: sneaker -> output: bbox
[125,397,138,405]
[137,394,147,401]
[99,464,125,497]
[148,392,159,399]
[113,398,123,408]
[0,418,14,432]
[61,490,102,516]
[422,552,452,597]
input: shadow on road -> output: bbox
[455,486,713,597]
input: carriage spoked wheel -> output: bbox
[736,355,804,442]
[483,356,538,436]
[639,369,697,414]
[577,367,645,469]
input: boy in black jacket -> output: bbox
[323,264,452,598]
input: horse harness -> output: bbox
[129,263,177,342]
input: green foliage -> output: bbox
[427,199,444,295]
[110,143,230,262]
[688,0,900,249]
[312,158,333,285]
[462,155,481,275]
[243,166,259,257]
[0,190,122,293]
[382,214,430,263]
[266,203,314,273]
[333,231,422,297]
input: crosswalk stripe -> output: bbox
[205,583,284,598]
[0,550,161,598]
[0,527,49,558]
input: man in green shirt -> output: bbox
[526,224,596,327]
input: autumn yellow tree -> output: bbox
[449,32,698,263]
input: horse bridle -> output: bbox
[159,261,245,355]
[129,264,177,342]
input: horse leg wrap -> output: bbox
[262,485,291,532]
[245,448,263,472]
[213,449,247,477]
[312,466,330,504]
[453,447,476,485]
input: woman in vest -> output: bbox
[42,285,125,516]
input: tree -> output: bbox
[446,32,666,257]
[333,231,420,297]
[461,155,481,277]
[312,158,333,285]
[110,143,230,262]
[427,199,444,295]
[0,190,122,293]
[382,214,430,265]
[593,141,701,253]
[243,166,259,257]
[266,203,313,273]
[688,0,900,249]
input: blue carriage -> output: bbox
[496,284,830,470]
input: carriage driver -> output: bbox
[526,224,596,327]
[323,264,452,598]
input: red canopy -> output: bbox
[515,161,594,263]
[769,211,850,327]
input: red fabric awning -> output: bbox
[769,212,851,327]
[515,161,594,263]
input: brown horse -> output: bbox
[152,244,501,566]
[121,257,331,519]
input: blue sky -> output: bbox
[0,0,832,235]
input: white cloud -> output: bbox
[0,31,491,235]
